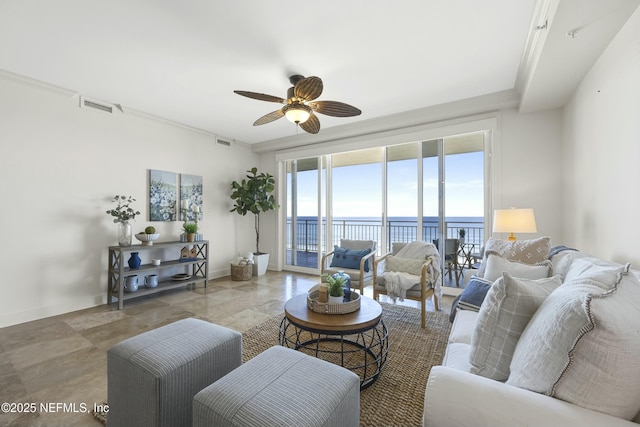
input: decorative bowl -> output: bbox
[135,233,160,246]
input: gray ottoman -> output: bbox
[107,318,242,427]
[193,345,360,427]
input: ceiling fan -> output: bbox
[234,75,361,134]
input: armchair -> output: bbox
[373,242,441,328]
[321,239,377,294]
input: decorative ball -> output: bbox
[145,226,156,234]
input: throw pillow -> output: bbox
[482,253,552,282]
[507,259,640,420]
[330,246,372,272]
[469,273,562,381]
[449,276,492,323]
[456,276,493,312]
[477,236,551,278]
[384,255,425,276]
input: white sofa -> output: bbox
[423,248,640,427]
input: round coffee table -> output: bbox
[278,293,389,389]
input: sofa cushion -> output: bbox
[469,273,562,381]
[477,236,551,278]
[507,259,640,420]
[441,343,472,372]
[549,247,588,280]
[384,255,425,276]
[483,253,552,282]
[330,246,372,271]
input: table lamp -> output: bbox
[493,208,537,241]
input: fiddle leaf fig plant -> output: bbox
[230,167,279,254]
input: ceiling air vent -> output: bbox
[216,138,232,147]
[80,96,114,114]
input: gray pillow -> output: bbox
[477,236,551,278]
[469,273,562,381]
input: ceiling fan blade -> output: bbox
[234,90,285,104]
[299,113,320,134]
[311,100,362,117]
[253,109,285,126]
[294,76,323,101]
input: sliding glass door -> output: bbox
[423,134,485,287]
[282,131,486,277]
[285,158,324,269]
[386,143,419,253]
[331,149,383,253]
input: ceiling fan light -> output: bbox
[284,104,311,124]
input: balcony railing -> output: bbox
[286,218,485,257]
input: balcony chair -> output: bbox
[373,242,441,329]
[321,239,377,294]
[433,238,462,287]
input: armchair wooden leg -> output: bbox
[421,302,426,329]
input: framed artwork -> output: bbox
[180,174,203,221]
[149,169,177,221]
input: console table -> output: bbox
[107,241,209,309]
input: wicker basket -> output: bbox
[230,262,252,281]
[307,284,361,314]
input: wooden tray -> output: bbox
[307,284,361,314]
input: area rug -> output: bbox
[243,302,451,427]
[93,303,451,427]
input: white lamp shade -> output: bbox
[493,208,537,233]
[284,107,310,124]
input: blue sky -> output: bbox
[290,151,484,218]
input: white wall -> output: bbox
[0,72,258,328]
[496,107,564,243]
[562,7,640,266]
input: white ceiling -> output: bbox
[0,0,637,145]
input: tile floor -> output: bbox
[0,271,453,427]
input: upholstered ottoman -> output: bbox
[193,345,360,427]
[107,318,242,427]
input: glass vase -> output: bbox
[118,221,132,247]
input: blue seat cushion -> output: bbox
[330,246,372,272]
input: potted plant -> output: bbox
[230,167,279,276]
[322,273,346,304]
[183,222,198,242]
[458,228,466,245]
[106,195,141,247]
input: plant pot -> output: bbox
[186,233,195,242]
[328,295,343,304]
[252,253,269,276]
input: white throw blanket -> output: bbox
[382,241,442,303]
